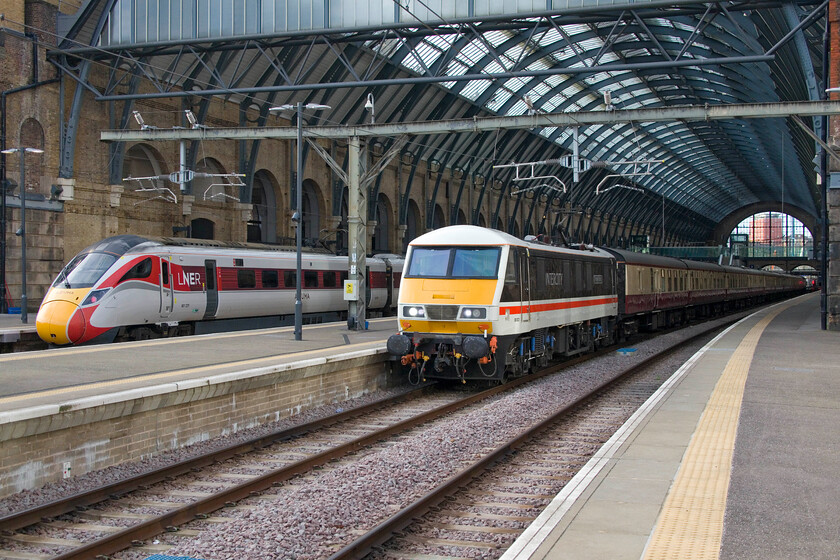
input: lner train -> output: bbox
[386,225,805,382]
[36,235,403,345]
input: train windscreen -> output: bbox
[407,247,501,279]
[53,252,119,289]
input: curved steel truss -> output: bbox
[50,0,828,243]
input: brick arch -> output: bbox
[712,202,818,246]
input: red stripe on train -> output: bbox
[500,296,618,315]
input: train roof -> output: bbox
[409,226,614,259]
[78,235,337,257]
[409,225,521,246]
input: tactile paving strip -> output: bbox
[642,299,798,560]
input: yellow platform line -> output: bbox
[642,298,797,560]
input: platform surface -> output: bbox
[0,317,395,414]
[502,292,838,560]
[0,312,36,341]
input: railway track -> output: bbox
[349,357,680,559]
[0,386,458,559]
[0,315,733,560]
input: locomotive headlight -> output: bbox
[403,305,425,318]
[460,307,487,319]
[82,288,110,306]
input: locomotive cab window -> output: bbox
[407,246,501,279]
[54,252,119,289]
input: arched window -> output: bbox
[432,204,446,229]
[404,199,421,253]
[301,179,321,244]
[728,212,813,259]
[248,170,278,243]
[457,209,467,225]
[372,193,391,252]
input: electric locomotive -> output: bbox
[386,226,618,382]
[36,235,402,345]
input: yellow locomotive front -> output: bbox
[387,226,513,382]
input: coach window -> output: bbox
[323,271,337,288]
[237,269,256,289]
[262,270,279,289]
[304,270,319,288]
[284,271,296,288]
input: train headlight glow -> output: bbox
[460,307,487,319]
[82,288,110,306]
[403,306,425,318]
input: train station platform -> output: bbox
[0,313,39,350]
[0,318,397,497]
[502,291,836,560]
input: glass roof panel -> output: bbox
[461,79,493,101]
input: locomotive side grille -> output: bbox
[425,305,459,321]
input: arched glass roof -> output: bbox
[50,0,828,242]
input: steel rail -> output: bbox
[327,316,738,560]
[44,359,591,560]
[0,385,432,533]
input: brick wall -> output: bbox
[0,354,393,497]
[829,0,840,330]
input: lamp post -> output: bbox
[1,147,43,323]
[269,102,330,340]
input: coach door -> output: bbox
[159,257,174,317]
[203,260,218,319]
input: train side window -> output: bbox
[304,270,318,288]
[340,271,348,283]
[237,269,256,289]
[323,271,337,288]
[162,260,170,286]
[504,250,518,283]
[118,257,152,283]
[284,271,296,288]
[262,269,279,289]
